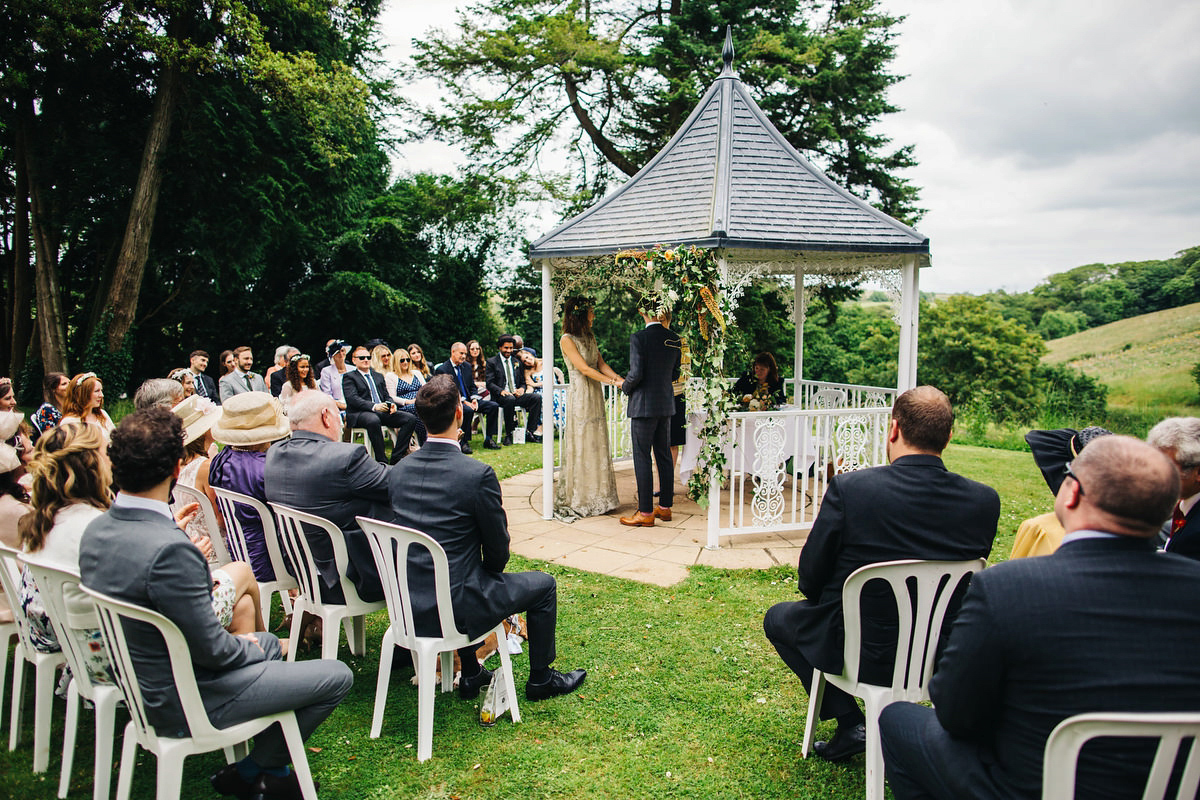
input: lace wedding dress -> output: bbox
[555,333,619,519]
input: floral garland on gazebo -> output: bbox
[553,244,741,505]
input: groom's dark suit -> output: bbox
[881,536,1200,800]
[764,454,999,720]
[622,321,681,512]
[389,440,558,669]
[79,499,352,767]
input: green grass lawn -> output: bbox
[0,443,1046,799]
[1043,301,1200,412]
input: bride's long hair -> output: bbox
[562,296,594,336]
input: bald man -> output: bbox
[881,436,1200,799]
[763,386,1000,762]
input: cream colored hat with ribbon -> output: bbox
[172,395,223,446]
[0,411,25,473]
[210,392,290,446]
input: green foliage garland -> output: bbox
[556,245,738,505]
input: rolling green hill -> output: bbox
[1043,302,1200,410]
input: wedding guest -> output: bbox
[407,343,431,378]
[209,393,292,584]
[317,340,350,412]
[168,367,196,398]
[370,344,401,402]
[466,340,490,400]
[0,378,16,412]
[0,412,30,629]
[265,345,292,382]
[31,372,69,442]
[391,348,427,444]
[520,347,562,438]
[134,377,185,410]
[279,352,317,411]
[218,349,237,377]
[732,352,785,406]
[269,347,300,398]
[61,372,116,441]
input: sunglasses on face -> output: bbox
[396,357,410,363]
[354,355,370,361]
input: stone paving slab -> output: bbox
[501,465,808,586]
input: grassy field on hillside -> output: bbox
[0,444,1043,800]
[1043,302,1200,411]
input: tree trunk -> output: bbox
[103,59,180,352]
[563,73,639,177]
[19,99,68,375]
[9,142,34,378]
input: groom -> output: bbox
[620,298,682,527]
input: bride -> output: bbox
[556,296,624,519]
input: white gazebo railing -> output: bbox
[547,379,893,547]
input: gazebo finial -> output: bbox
[720,25,735,77]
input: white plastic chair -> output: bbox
[171,483,232,565]
[269,503,385,661]
[0,616,14,736]
[813,388,848,410]
[800,558,987,800]
[347,428,375,460]
[1042,712,1200,799]
[80,584,317,800]
[210,487,298,628]
[357,518,521,761]
[0,543,66,773]
[21,555,123,800]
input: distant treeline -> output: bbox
[977,245,1200,340]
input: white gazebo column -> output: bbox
[793,261,805,402]
[540,258,555,519]
[896,256,920,391]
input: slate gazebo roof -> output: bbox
[529,30,929,273]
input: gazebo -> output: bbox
[528,30,931,547]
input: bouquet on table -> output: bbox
[738,384,778,412]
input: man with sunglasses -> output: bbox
[344,345,419,465]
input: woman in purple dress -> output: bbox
[207,392,291,582]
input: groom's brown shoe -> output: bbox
[653,506,672,521]
[620,511,655,527]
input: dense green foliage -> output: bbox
[409,0,922,223]
[982,245,1200,339]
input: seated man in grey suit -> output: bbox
[390,375,586,701]
[79,407,352,800]
[763,386,1000,762]
[220,345,268,402]
[881,435,1200,799]
[265,389,390,603]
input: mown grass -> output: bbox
[1,442,1041,799]
[1043,301,1200,411]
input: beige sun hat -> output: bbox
[210,392,290,446]
[172,395,223,446]
[0,411,24,473]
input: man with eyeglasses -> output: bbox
[343,345,420,465]
[1147,416,1200,559]
[880,435,1200,800]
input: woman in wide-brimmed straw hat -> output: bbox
[208,392,290,593]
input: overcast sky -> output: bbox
[378,0,1200,294]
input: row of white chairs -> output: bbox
[0,489,519,798]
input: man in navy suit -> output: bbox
[620,298,681,527]
[389,375,586,701]
[486,334,542,444]
[343,344,419,465]
[1147,416,1200,559]
[187,350,220,403]
[764,386,1000,762]
[881,435,1200,799]
[434,341,499,453]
